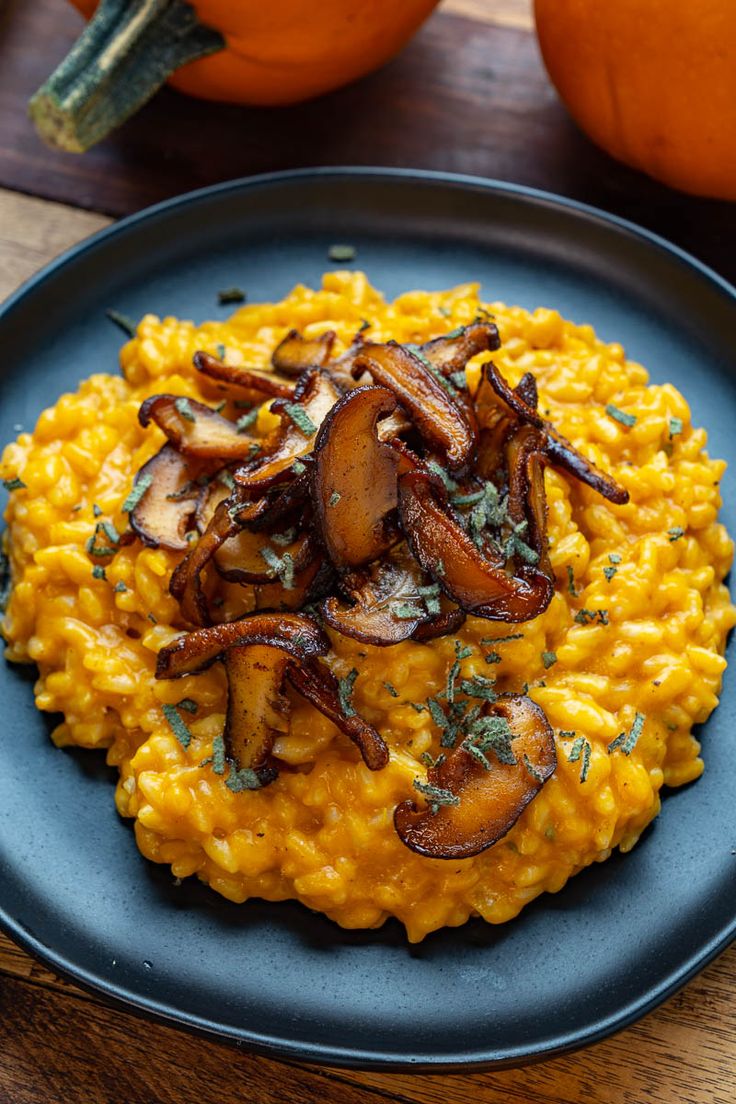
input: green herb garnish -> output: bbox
[235,408,259,433]
[606,403,637,427]
[459,675,497,701]
[383,682,399,698]
[338,668,358,717]
[413,779,459,814]
[121,472,153,513]
[292,459,306,476]
[668,526,685,542]
[2,478,25,491]
[669,417,683,438]
[523,754,545,783]
[114,580,128,593]
[328,244,357,262]
[282,403,317,437]
[226,767,265,792]
[176,698,198,714]
[608,712,645,756]
[92,565,106,580]
[329,491,341,506]
[217,287,246,305]
[92,504,103,517]
[162,703,193,749]
[609,553,622,564]
[211,733,226,775]
[106,309,136,337]
[541,651,557,669]
[480,633,524,645]
[603,565,617,582]
[566,565,578,596]
[567,736,592,782]
[174,397,196,422]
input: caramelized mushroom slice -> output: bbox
[323,543,437,645]
[287,659,389,770]
[483,363,629,505]
[313,386,401,570]
[352,342,476,470]
[271,329,336,377]
[169,498,239,625]
[505,425,551,575]
[514,371,538,410]
[394,694,556,858]
[419,321,501,377]
[129,444,210,552]
[411,606,466,642]
[139,394,260,460]
[194,350,295,400]
[234,369,340,492]
[155,611,328,679]
[399,471,553,622]
[222,642,289,785]
[253,556,334,612]
[215,528,316,584]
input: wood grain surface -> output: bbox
[2,1,736,1100]
[1,0,735,282]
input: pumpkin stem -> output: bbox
[29,0,224,153]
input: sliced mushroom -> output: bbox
[155,611,329,679]
[313,386,401,571]
[322,543,436,645]
[139,394,260,460]
[287,659,389,770]
[505,425,551,575]
[253,556,334,612]
[411,606,466,642]
[128,444,209,552]
[399,470,553,622]
[234,369,340,493]
[394,694,556,858]
[216,527,315,585]
[483,363,629,505]
[169,497,239,625]
[271,329,336,377]
[514,371,538,410]
[419,321,500,378]
[194,350,295,400]
[223,642,290,784]
[352,342,477,470]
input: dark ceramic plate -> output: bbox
[1,169,735,1071]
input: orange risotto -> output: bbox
[2,271,734,942]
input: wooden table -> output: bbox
[1,2,735,1101]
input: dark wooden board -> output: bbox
[1,0,735,283]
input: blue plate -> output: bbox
[1,169,735,1070]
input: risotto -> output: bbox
[1,271,733,942]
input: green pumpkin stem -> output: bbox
[29,0,224,153]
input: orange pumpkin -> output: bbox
[534,0,736,201]
[31,0,440,151]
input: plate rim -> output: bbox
[2,166,735,1072]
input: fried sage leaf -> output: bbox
[139,394,260,460]
[313,386,401,570]
[394,694,556,858]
